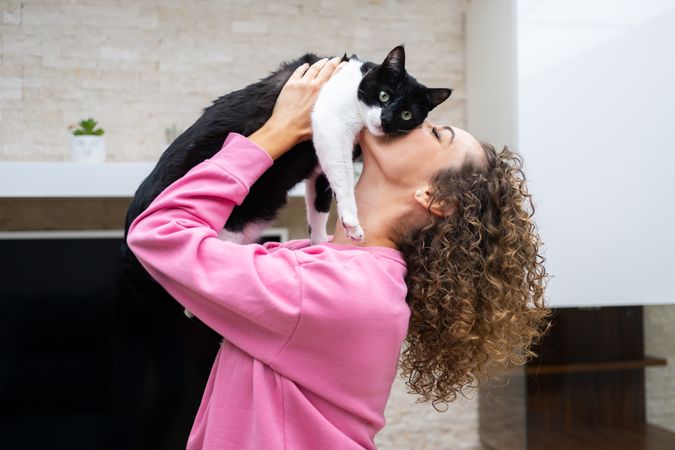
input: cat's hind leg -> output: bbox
[216,221,272,244]
[305,168,332,244]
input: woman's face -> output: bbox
[358,120,486,191]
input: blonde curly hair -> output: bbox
[392,141,552,409]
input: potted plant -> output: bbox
[69,118,106,162]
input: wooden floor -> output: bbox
[527,424,675,450]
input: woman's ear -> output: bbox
[414,188,456,218]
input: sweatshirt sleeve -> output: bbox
[126,132,301,364]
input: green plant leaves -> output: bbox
[72,117,104,136]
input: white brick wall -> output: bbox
[645,305,675,432]
[0,1,480,448]
[0,0,467,163]
[377,375,482,449]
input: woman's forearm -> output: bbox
[126,132,303,363]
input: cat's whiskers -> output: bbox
[388,129,408,138]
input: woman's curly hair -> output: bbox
[392,142,552,410]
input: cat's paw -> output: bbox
[340,215,365,242]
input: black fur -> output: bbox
[120,46,451,341]
[357,46,451,136]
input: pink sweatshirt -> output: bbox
[127,133,410,449]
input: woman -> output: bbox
[127,57,550,449]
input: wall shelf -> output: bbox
[0,162,305,198]
[526,355,668,376]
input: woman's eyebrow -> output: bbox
[441,126,455,143]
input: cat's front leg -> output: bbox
[339,208,364,242]
[305,169,331,244]
[312,126,364,242]
[330,140,364,242]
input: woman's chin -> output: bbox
[364,123,385,137]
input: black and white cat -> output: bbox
[121,45,451,332]
[310,46,450,243]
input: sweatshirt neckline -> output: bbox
[318,236,405,264]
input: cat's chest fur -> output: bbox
[313,59,376,136]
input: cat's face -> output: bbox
[357,46,452,136]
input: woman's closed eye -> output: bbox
[433,126,456,146]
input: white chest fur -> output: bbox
[312,60,383,137]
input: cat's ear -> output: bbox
[426,88,452,109]
[380,45,406,74]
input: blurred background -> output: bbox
[0,0,674,449]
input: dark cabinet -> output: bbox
[479,306,674,450]
[0,237,219,450]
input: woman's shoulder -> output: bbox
[263,237,407,298]
[263,237,406,270]
[261,237,312,252]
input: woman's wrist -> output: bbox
[248,120,300,160]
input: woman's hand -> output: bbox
[249,56,345,160]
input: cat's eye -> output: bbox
[400,111,412,121]
[379,91,390,103]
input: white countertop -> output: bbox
[0,161,305,198]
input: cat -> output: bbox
[311,46,451,242]
[120,45,451,336]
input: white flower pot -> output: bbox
[70,136,106,163]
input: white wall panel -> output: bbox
[468,0,675,306]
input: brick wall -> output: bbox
[0,0,467,162]
[644,305,675,432]
[0,1,481,449]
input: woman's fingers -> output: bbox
[333,61,347,76]
[290,62,310,80]
[302,58,330,80]
[294,56,343,84]
[315,57,342,83]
